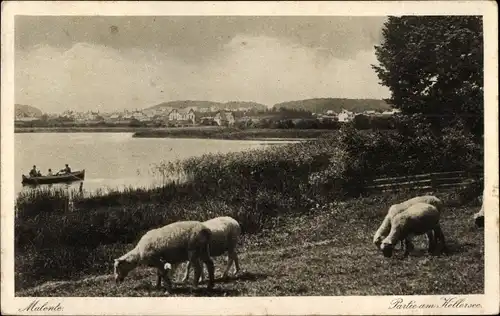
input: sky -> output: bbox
[15,16,391,113]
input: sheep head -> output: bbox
[113,258,135,284]
[380,242,394,258]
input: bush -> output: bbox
[15,187,73,218]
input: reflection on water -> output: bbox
[15,133,293,197]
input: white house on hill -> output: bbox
[337,109,355,122]
[167,109,196,123]
[214,111,235,126]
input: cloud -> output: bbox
[15,35,390,113]
[16,16,387,61]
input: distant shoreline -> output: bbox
[14,126,332,140]
[132,128,332,140]
[15,127,159,134]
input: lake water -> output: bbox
[14,133,290,197]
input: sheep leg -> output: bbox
[193,259,205,284]
[199,261,206,283]
[161,269,173,295]
[186,249,204,290]
[426,230,436,254]
[181,261,192,284]
[201,256,215,290]
[169,263,179,282]
[183,260,207,284]
[233,251,240,275]
[196,244,215,290]
[191,259,203,290]
[403,239,414,258]
[155,268,163,289]
[433,225,448,255]
[222,253,234,279]
[223,249,240,278]
[400,235,415,252]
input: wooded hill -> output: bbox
[145,100,268,111]
[272,98,392,113]
[15,104,43,117]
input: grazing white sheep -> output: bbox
[169,216,242,283]
[380,202,448,258]
[473,204,484,228]
[113,220,215,294]
[373,195,443,249]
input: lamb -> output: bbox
[113,220,215,294]
[380,202,448,258]
[168,216,242,283]
[373,195,444,249]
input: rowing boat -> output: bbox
[21,170,85,185]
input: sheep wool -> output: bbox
[373,195,443,247]
[380,202,446,258]
[113,220,215,293]
[179,216,242,283]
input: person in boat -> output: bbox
[47,169,53,176]
[29,165,38,177]
[59,164,72,174]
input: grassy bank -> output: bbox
[15,124,483,294]
[17,192,484,296]
[132,128,333,140]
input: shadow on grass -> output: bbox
[441,239,479,256]
[217,271,268,283]
[190,271,269,285]
[386,235,471,259]
[132,283,240,297]
[378,244,460,261]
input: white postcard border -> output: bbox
[1,1,498,315]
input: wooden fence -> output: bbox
[365,170,483,193]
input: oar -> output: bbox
[56,170,84,181]
[66,172,84,181]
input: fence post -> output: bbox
[430,173,437,191]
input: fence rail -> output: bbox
[366,170,483,193]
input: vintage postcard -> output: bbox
[1,1,499,315]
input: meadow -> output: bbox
[15,123,484,296]
[16,191,484,297]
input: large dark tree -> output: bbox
[372,16,483,137]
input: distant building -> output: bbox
[109,113,121,120]
[131,111,150,122]
[214,111,235,126]
[199,116,216,125]
[167,109,196,124]
[338,109,355,122]
[61,110,76,119]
